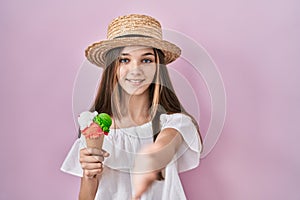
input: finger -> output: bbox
[85,148,104,155]
[80,151,102,162]
[80,148,105,158]
[134,185,148,199]
[84,168,103,178]
[133,178,150,199]
[102,150,110,157]
[81,162,103,170]
[85,148,110,157]
[131,196,140,200]
[80,148,97,157]
[133,172,157,198]
[80,155,104,163]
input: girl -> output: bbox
[61,14,202,200]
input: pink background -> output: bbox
[1,0,299,199]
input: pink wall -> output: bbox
[1,0,299,199]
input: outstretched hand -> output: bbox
[131,144,160,200]
[131,128,182,199]
[132,170,158,200]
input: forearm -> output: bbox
[79,175,100,200]
[134,128,182,173]
[78,148,109,200]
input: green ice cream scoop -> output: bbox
[93,113,112,133]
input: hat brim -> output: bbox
[85,37,181,68]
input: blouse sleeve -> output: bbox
[60,135,87,177]
[160,113,202,173]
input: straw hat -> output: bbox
[85,14,181,67]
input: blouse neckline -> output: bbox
[110,120,152,131]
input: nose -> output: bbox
[128,60,143,76]
[129,68,143,77]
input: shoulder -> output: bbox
[159,113,199,143]
[160,113,193,127]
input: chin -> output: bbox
[123,85,150,96]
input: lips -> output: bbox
[125,78,145,84]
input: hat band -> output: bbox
[113,34,152,39]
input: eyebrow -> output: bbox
[120,52,155,56]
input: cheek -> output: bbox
[118,66,127,79]
[145,66,156,78]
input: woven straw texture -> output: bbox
[85,14,181,67]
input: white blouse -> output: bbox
[61,113,202,200]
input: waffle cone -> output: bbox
[85,135,104,150]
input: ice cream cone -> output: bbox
[78,111,112,150]
[85,135,104,150]
[82,122,105,149]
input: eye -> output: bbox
[119,58,129,63]
[142,58,153,63]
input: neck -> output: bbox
[120,90,151,126]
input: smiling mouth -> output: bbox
[126,78,145,84]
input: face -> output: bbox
[117,46,157,96]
